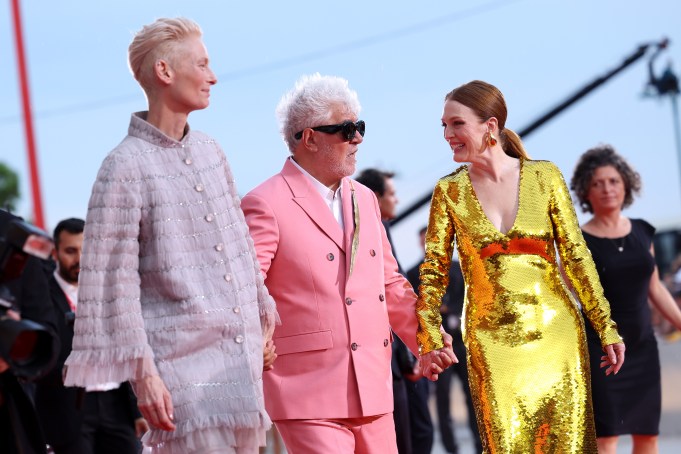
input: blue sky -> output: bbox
[1,0,680,268]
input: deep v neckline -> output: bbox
[465,158,524,237]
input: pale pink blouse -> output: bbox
[64,112,276,453]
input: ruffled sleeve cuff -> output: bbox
[63,345,159,387]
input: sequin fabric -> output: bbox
[64,112,277,453]
[416,159,621,453]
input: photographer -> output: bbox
[0,208,59,454]
[35,218,146,454]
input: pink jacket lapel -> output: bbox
[281,160,345,252]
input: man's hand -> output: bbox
[133,375,176,431]
[601,342,626,376]
[263,339,277,371]
[420,330,458,381]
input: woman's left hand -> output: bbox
[601,342,626,376]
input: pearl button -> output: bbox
[215,243,224,251]
[205,214,214,222]
[224,274,232,282]
[233,306,241,314]
[235,335,244,344]
[195,183,204,192]
[184,158,193,165]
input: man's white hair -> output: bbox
[276,73,361,153]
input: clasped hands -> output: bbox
[419,329,458,381]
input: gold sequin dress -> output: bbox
[416,159,621,453]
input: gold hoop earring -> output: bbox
[487,131,497,147]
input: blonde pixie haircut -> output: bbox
[128,17,202,95]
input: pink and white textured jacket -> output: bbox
[65,112,276,453]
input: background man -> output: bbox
[63,18,277,453]
[35,218,147,454]
[355,168,434,454]
[242,74,454,453]
[407,226,482,454]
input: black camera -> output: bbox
[0,218,58,380]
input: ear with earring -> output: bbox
[487,130,497,148]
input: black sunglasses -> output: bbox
[294,120,366,142]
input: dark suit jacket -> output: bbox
[35,271,141,446]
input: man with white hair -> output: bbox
[64,18,277,453]
[242,74,455,453]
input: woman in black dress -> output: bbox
[570,144,681,453]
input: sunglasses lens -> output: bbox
[341,121,366,141]
[341,122,355,141]
[356,120,365,137]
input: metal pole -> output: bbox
[671,95,681,204]
[10,0,45,228]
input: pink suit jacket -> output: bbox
[242,159,420,421]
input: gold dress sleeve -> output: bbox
[416,179,454,353]
[547,163,622,347]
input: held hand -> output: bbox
[134,375,176,432]
[420,351,443,381]
[601,342,625,376]
[420,347,458,382]
[263,339,277,371]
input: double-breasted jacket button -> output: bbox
[383,339,389,347]
[235,335,244,344]
[345,297,353,306]
[195,183,204,192]
[379,294,385,302]
[327,253,335,261]
[369,249,376,257]
[351,342,358,351]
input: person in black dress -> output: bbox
[570,144,681,453]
